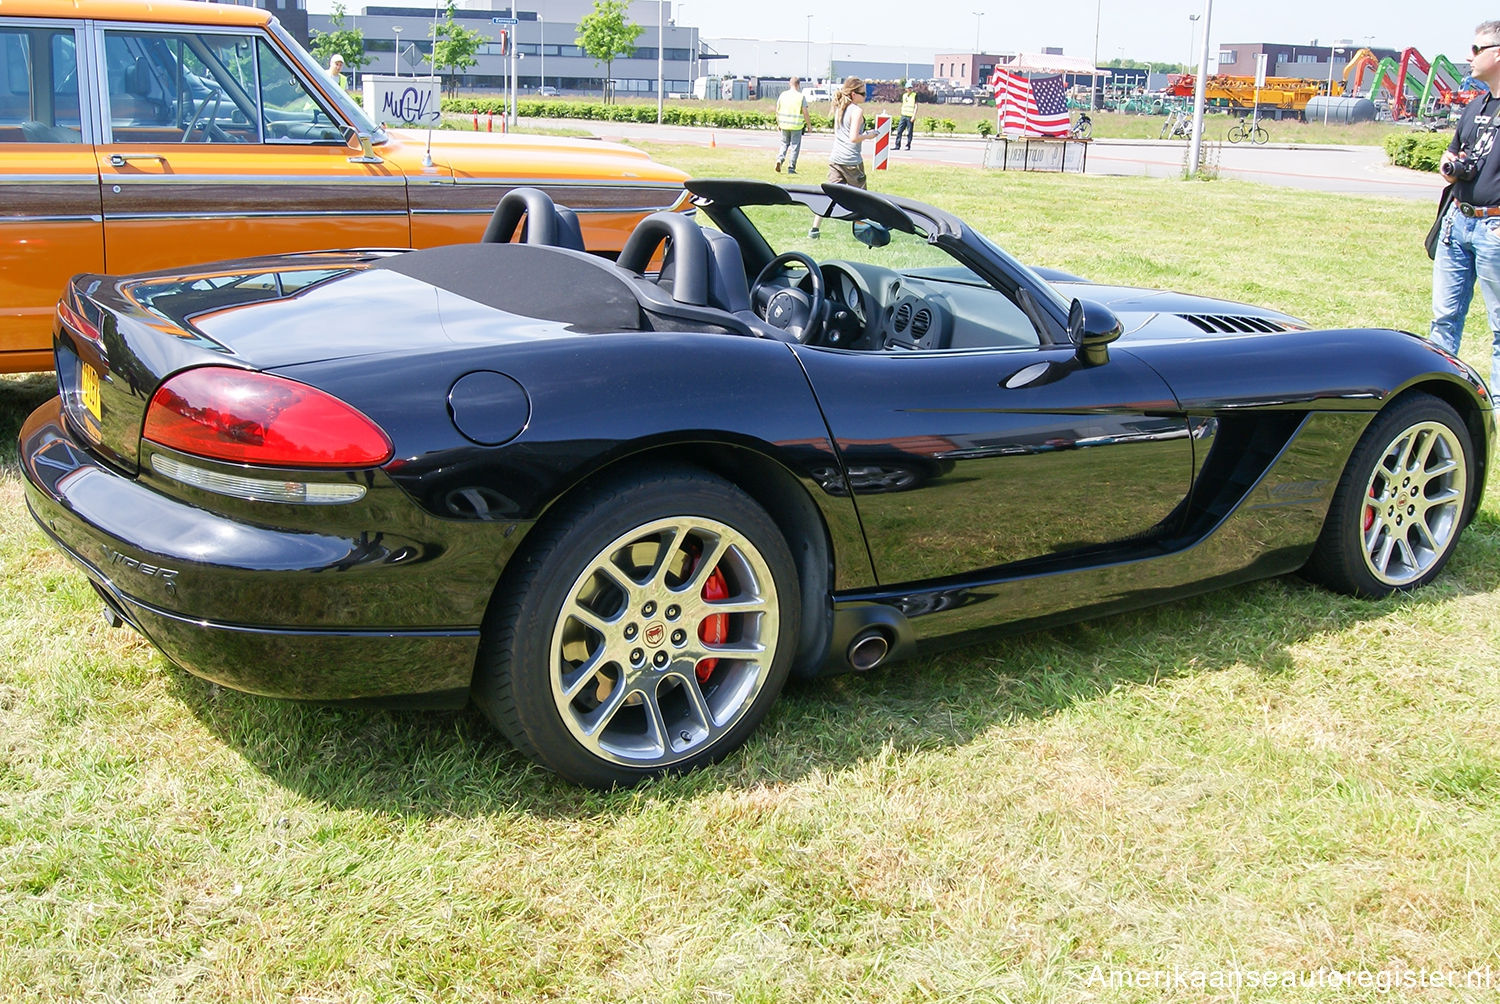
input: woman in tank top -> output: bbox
[810,76,878,238]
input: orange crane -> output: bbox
[1165,73,1327,112]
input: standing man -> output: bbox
[894,83,917,151]
[1431,20,1500,393]
[325,53,347,90]
[775,76,811,174]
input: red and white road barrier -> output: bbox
[873,113,891,170]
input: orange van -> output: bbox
[0,0,688,372]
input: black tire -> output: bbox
[1304,394,1474,598]
[474,468,800,788]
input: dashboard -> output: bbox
[815,260,1045,352]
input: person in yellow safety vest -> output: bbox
[775,76,812,174]
[894,84,917,150]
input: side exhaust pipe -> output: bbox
[828,604,914,675]
[847,629,891,672]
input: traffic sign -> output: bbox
[491,16,518,24]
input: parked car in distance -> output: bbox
[0,0,688,373]
[20,180,1494,788]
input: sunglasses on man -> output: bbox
[1475,42,1500,56]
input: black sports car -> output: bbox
[20,180,1495,787]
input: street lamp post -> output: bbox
[1324,44,1344,124]
[539,13,545,95]
[678,3,691,90]
[971,11,983,55]
[392,25,402,76]
[1187,0,1213,175]
[1091,0,1101,110]
[805,14,813,80]
[1188,13,1199,69]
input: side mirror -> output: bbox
[345,127,383,164]
[1068,298,1122,366]
[852,220,890,248]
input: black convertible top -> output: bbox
[369,243,644,332]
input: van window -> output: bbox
[0,26,83,142]
[101,29,342,144]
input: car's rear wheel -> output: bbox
[1305,394,1473,597]
[475,469,799,788]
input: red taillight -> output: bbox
[144,367,393,468]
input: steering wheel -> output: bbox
[751,252,826,344]
[181,93,223,142]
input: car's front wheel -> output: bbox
[1305,393,1474,597]
[475,468,799,787]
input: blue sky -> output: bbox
[308,2,1483,69]
[679,0,1477,68]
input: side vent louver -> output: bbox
[893,303,912,332]
[911,308,932,338]
[1179,314,1298,334]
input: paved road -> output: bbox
[549,119,1444,202]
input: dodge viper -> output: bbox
[19,180,1495,787]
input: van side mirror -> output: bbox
[345,126,383,164]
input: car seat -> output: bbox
[617,212,788,340]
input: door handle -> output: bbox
[108,153,168,167]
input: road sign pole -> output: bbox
[491,15,520,128]
[873,114,891,170]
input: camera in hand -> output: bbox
[1443,150,1481,182]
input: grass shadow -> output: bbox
[166,559,1465,818]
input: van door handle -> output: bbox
[108,153,168,167]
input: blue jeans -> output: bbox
[894,115,914,149]
[1431,205,1500,393]
[776,129,803,170]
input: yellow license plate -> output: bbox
[81,363,101,423]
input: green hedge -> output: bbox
[1384,132,1450,172]
[442,98,836,131]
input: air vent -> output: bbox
[911,308,932,338]
[893,302,912,331]
[1179,313,1298,334]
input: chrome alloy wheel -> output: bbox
[1361,419,1468,587]
[549,516,780,769]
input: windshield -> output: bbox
[742,204,989,285]
[970,231,1071,313]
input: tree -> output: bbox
[575,0,643,104]
[429,0,485,93]
[309,3,369,80]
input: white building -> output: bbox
[300,1,697,95]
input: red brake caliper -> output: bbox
[1364,485,1377,532]
[696,567,729,683]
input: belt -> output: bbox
[1457,202,1500,218]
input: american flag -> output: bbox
[991,69,1071,137]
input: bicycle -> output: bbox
[1159,110,1191,140]
[1069,111,1093,140]
[1226,116,1268,145]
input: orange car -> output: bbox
[0,0,688,373]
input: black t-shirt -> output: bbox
[1448,92,1500,206]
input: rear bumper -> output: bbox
[20,398,482,703]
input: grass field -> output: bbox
[3,145,1499,1002]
